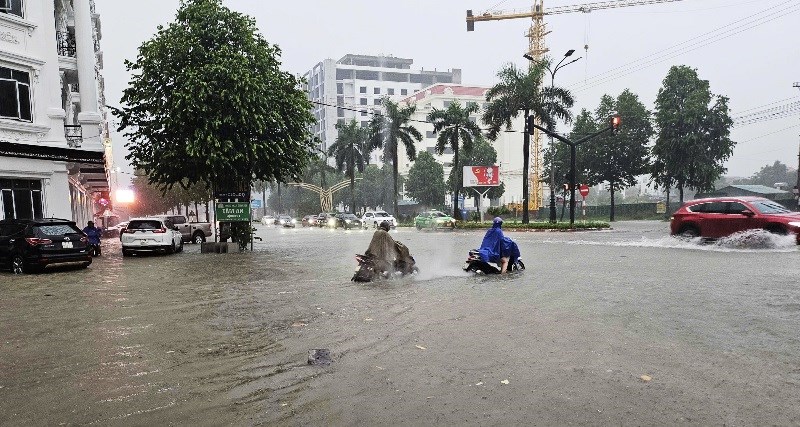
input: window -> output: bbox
[0,66,32,122]
[704,202,727,214]
[373,99,381,105]
[0,179,43,220]
[387,88,395,95]
[360,110,368,116]
[0,0,23,18]
[359,86,367,94]
[443,100,452,108]
[337,108,345,117]
[426,131,436,138]
[361,121,369,128]
[401,89,408,95]
[336,83,344,94]
[752,200,791,214]
[359,98,367,105]
[727,202,749,214]
[374,87,381,94]
[336,69,353,80]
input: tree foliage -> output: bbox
[583,90,653,221]
[733,160,798,188]
[427,101,483,219]
[651,65,734,205]
[114,0,315,192]
[483,59,574,223]
[406,151,446,209]
[328,119,369,212]
[368,98,422,215]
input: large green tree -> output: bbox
[368,98,422,216]
[114,0,315,245]
[406,151,446,209]
[734,160,798,188]
[483,60,574,223]
[427,101,483,219]
[355,165,398,212]
[328,119,369,212]
[651,65,734,210]
[583,90,653,221]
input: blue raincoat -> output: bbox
[83,226,102,245]
[478,222,520,265]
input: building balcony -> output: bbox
[56,31,76,58]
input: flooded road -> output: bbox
[1,221,798,425]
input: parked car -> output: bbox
[361,211,396,229]
[333,213,363,229]
[301,215,318,227]
[261,215,276,226]
[670,197,800,243]
[0,218,92,274]
[121,217,184,256]
[105,221,129,238]
[155,215,212,244]
[414,210,456,230]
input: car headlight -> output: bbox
[788,221,800,228]
[292,219,297,223]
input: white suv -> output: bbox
[121,217,184,256]
[361,211,396,229]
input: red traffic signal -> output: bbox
[610,115,622,134]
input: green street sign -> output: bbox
[216,202,250,221]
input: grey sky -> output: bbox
[97,0,800,183]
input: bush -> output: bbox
[454,221,609,230]
[486,206,512,217]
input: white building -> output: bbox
[0,0,110,225]
[398,84,527,208]
[303,54,461,154]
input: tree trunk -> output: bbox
[452,134,460,220]
[678,182,684,204]
[522,110,530,224]
[392,143,399,217]
[277,184,282,214]
[194,201,199,221]
[609,185,616,222]
[205,202,209,222]
[262,187,266,217]
[350,173,355,214]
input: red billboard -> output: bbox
[463,166,500,187]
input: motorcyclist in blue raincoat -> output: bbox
[83,221,102,256]
[478,217,520,274]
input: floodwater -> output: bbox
[1,221,798,425]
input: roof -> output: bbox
[724,185,788,195]
[403,84,488,103]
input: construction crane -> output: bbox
[467,0,685,212]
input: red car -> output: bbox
[670,197,800,243]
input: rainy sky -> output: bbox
[97,0,800,180]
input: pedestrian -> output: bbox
[83,221,102,256]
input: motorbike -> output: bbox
[88,243,101,257]
[352,253,419,282]
[463,249,525,274]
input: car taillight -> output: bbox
[152,228,166,234]
[25,237,53,246]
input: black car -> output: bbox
[333,213,362,229]
[0,218,92,274]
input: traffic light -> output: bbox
[610,115,622,135]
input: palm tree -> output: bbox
[368,98,422,216]
[328,119,368,213]
[427,101,483,220]
[483,60,574,223]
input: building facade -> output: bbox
[398,84,527,208]
[303,54,461,154]
[0,0,110,224]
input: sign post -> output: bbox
[463,166,501,222]
[579,184,589,224]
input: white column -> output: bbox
[73,0,102,149]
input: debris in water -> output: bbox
[364,318,374,322]
[501,379,510,385]
[640,374,652,382]
[375,366,384,370]
[415,345,427,350]
[308,349,331,366]
[291,322,307,327]
[475,382,483,386]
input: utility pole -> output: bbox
[795,83,799,210]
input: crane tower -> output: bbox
[467,0,685,212]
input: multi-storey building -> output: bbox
[303,54,461,155]
[398,84,528,208]
[0,0,110,225]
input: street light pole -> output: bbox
[524,50,581,223]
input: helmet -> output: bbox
[493,217,503,227]
[378,221,391,232]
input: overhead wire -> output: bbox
[566,0,800,93]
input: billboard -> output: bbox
[463,166,500,187]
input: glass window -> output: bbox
[12,189,32,219]
[127,220,163,230]
[336,69,353,80]
[361,121,369,128]
[373,99,381,105]
[337,108,344,117]
[36,224,82,237]
[688,203,706,213]
[32,190,42,219]
[401,89,408,95]
[359,86,367,94]
[751,200,791,214]
[726,202,748,214]
[359,98,367,105]
[387,88,395,95]
[705,202,727,214]
[336,83,343,94]
[0,0,23,18]
[360,110,367,116]
[426,131,436,138]
[443,100,452,108]
[1,189,13,220]
[0,66,32,122]
[374,87,380,94]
